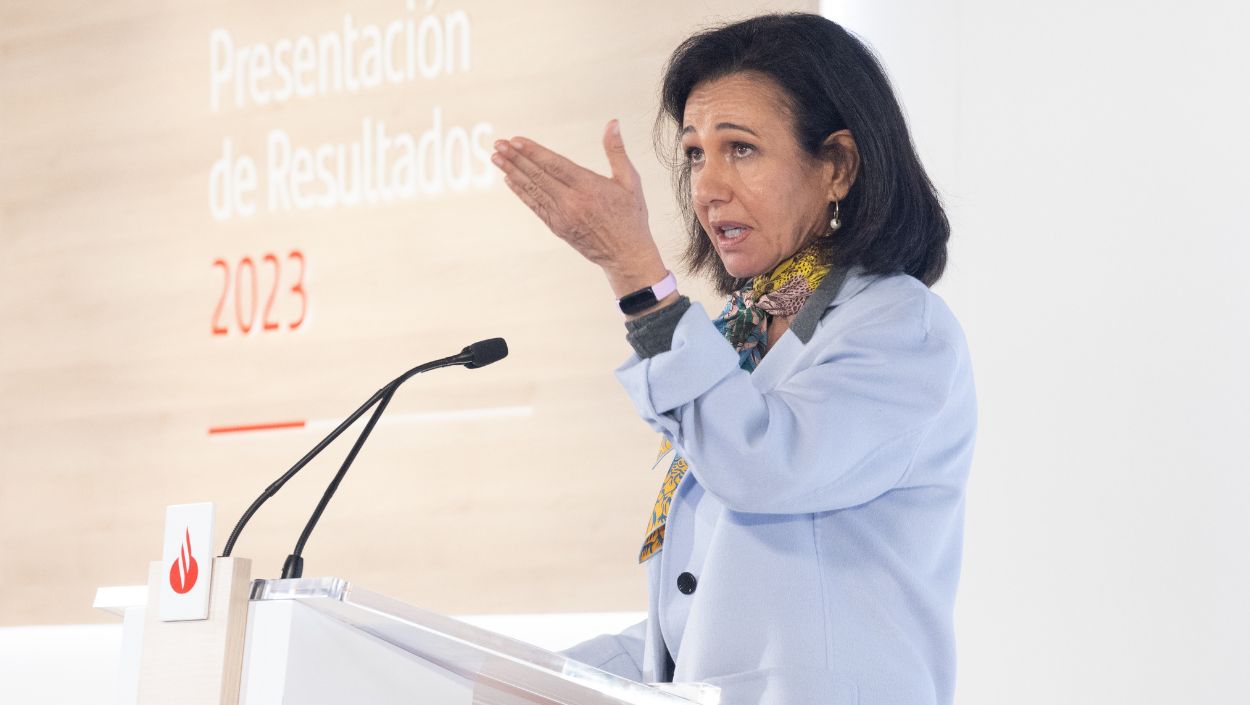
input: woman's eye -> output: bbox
[732,143,755,158]
[685,147,704,164]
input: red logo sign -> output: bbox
[168,527,199,594]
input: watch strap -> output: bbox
[617,271,678,315]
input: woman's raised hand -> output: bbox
[491,120,667,295]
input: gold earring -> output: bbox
[828,201,841,234]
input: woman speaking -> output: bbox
[490,13,976,705]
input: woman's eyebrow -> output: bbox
[681,122,760,137]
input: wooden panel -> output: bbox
[0,0,816,625]
[136,557,251,705]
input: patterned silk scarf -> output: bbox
[638,244,832,562]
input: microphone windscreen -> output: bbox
[464,338,508,369]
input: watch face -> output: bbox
[619,288,659,315]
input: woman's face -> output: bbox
[682,72,846,280]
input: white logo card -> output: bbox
[159,502,215,621]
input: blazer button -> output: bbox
[677,572,697,595]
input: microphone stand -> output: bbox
[280,386,394,579]
[220,356,465,562]
[219,338,507,578]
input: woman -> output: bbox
[490,13,976,705]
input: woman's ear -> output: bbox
[822,129,860,201]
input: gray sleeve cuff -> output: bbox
[624,296,692,359]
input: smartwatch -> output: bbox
[617,271,678,315]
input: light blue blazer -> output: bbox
[565,268,977,705]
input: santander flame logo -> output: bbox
[168,527,199,594]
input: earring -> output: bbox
[828,201,842,234]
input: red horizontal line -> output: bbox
[208,420,306,435]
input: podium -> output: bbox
[96,561,718,705]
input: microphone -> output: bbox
[220,338,509,579]
[460,337,508,369]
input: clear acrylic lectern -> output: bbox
[240,577,719,705]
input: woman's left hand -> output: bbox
[491,120,666,295]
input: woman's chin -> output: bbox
[719,257,766,281]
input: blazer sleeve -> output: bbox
[559,619,647,682]
[614,292,960,514]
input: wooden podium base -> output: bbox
[136,557,252,705]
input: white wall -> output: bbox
[822,1,1250,703]
[0,625,124,705]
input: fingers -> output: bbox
[602,119,640,188]
[494,150,560,220]
[506,138,592,187]
[491,137,583,191]
[502,174,548,221]
[492,140,573,198]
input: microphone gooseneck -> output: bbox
[220,338,508,579]
[280,386,396,578]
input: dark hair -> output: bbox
[657,13,949,293]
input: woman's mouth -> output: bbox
[714,223,752,248]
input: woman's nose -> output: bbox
[691,161,732,207]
